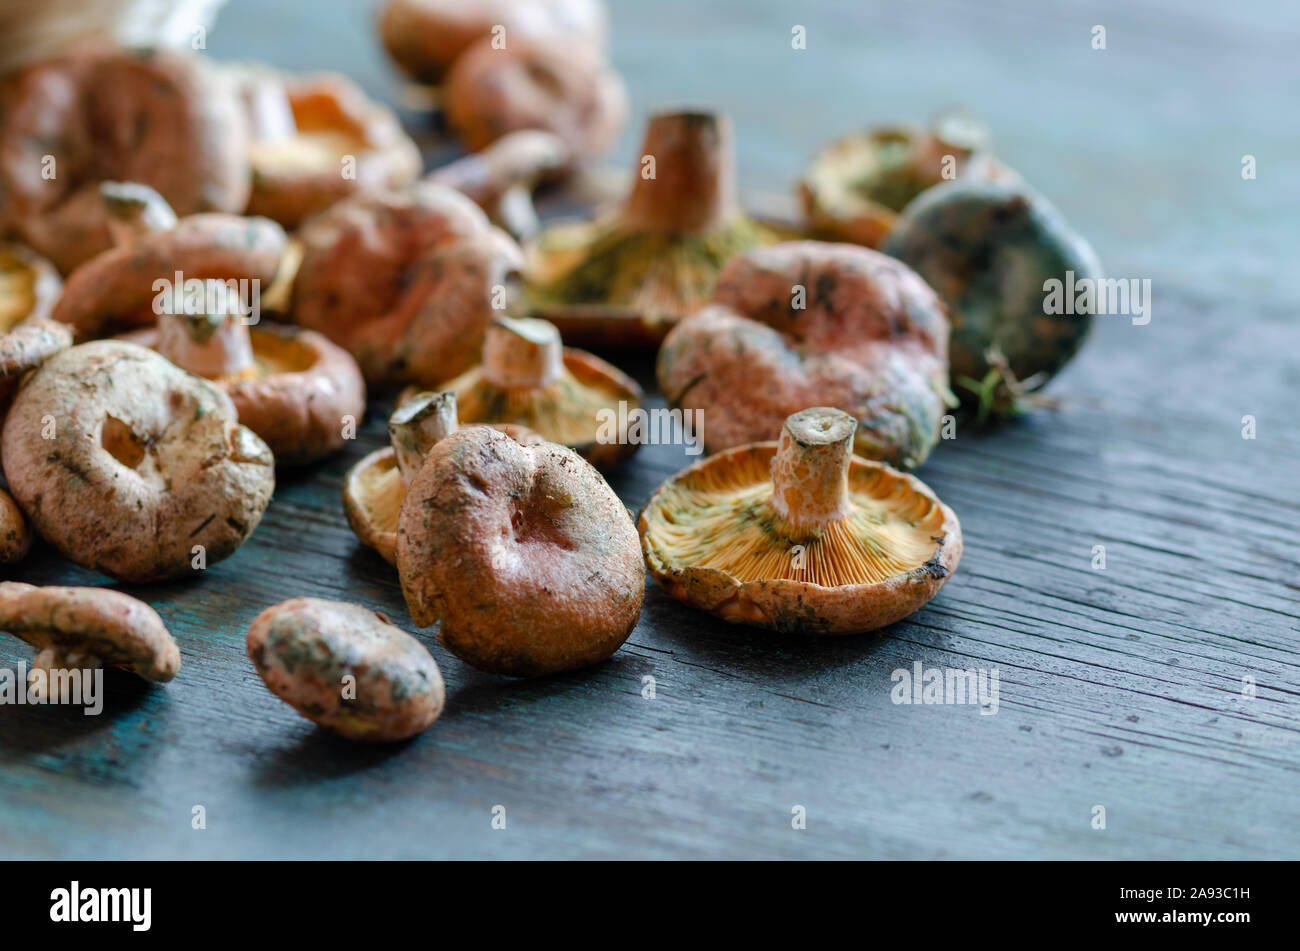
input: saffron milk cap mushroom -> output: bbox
[121,278,367,466]
[444,37,626,158]
[638,407,962,634]
[0,47,250,274]
[343,390,544,564]
[0,488,31,565]
[247,597,445,742]
[436,315,643,469]
[50,182,287,340]
[0,582,180,699]
[396,424,644,676]
[1,340,275,582]
[525,110,776,347]
[657,240,953,468]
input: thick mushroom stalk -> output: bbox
[770,407,856,535]
[390,390,458,484]
[482,317,564,389]
[623,111,737,233]
[154,280,255,381]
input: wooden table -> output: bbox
[1,0,1296,859]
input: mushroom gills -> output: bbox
[646,448,947,587]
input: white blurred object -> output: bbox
[0,0,227,74]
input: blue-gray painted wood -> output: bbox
[0,0,1296,859]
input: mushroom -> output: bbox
[1,340,275,583]
[525,110,775,347]
[247,597,445,742]
[378,0,608,84]
[120,279,367,466]
[0,582,180,700]
[881,179,1104,418]
[800,112,1012,249]
[0,243,72,402]
[433,316,643,469]
[657,240,953,469]
[343,390,543,564]
[50,183,288,341]
[397,424,644,677]
[235,68,422,228]
[0,47,250,274]
[639,407,962,634]
[444,37,626,159]
[0,488,31,565]
[291,181,523,387]
[428,129,571,240]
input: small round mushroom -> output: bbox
[236,68,422,228]
[397,425,644,677]
[121,279,367,466]
[0,243,72,402]
[0,47,250,274]
[525,110,775,347]
[657,240,953,469]
[291,181,523,387]
[639,407,962,635]
[0,582,180,699]
[1,340,275,583]
[378,0,609,84]
[435,316,643,469]
[50,183,288,341]
[0,488,31,565]
[247,596,445,742]
[343,390,544,564]
[881,179,1104,418]
[444,37,626,159]
[800,113,1012,249]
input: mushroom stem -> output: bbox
[390,391,458,484]
[482,317,564,389]
[622,111,738,233]
[427,129,569,205]
[100,182,178,246]
[769,407,857,534]
[156,280,255,380]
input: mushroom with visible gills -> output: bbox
[343,390,543,565]
[0,582,180,700]
[435,316,643,469]
[0,242,72,403]
[123,278,367,466]
[638,407,962,635]
[525,110,776,347]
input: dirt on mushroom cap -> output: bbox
[396,425,644,677]
[247,596,444,742]
[291,181,522,387]
[656,240,952,468]
[0,340,275,583]
[881,178,1104,407]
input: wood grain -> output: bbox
[0,0,1296,859]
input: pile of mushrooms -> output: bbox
[0,0,1110,746]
